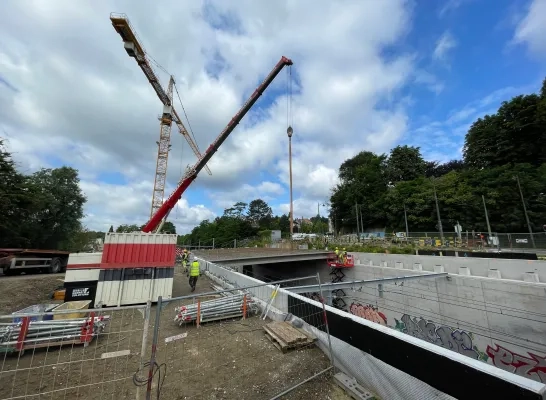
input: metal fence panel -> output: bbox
[0,304,150,400]
[147,276,335,400]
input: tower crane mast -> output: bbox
[142,56,293,233]
[110,13,211,218]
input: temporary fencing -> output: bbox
[0,304,151,400]
[149,275,335,400]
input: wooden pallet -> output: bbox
[263,321,316,353]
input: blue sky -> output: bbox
[0,0,545,233]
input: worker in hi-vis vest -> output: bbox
[189,257,200,292]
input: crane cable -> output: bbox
[173,83,199,148]
[286,66,293,131]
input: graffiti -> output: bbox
[349,303,387,326]
[486,344,546,383]
[395,314,488,361]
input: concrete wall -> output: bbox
[341,252,546,384]
[197,256,546,400]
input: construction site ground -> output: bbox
[0,269,351,400]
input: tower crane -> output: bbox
[142,56,294,233]
[110,13,212,219]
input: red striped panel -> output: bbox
[67,263,175,270]
[101,243,176,267]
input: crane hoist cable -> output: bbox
[173,83,199,150]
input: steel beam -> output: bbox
[287,272,448,294]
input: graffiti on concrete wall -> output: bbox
[486,344,546,383]
[394,314,488,361]
[349,303,387,326]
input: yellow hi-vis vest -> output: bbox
[190,261,200,277]
[335,249,339,255]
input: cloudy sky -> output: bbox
[1,0,545,234]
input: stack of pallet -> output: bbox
[263,321,316,353]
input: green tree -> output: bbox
[223,202,247,218]
[20,167,86,250]
[108,225,114,233]
[160,221,176,234]
[464,92,546,168]
[330,151,388,232]
[247,199,273,228]
[0,140,37,247]
[116,224,141,233]
[386,145,426,183]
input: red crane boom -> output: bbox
[142,56,293,233]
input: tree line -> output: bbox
[330,79,546,234]
[179,199,328,246]
[0,139,88,250]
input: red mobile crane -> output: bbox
[142,56,293,233]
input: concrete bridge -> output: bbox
[193,248,329,266]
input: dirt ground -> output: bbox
[0,269,353,400]
[0,273,64,314]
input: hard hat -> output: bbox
[335,247,338,250]
[343,248,346,251]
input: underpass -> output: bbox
[196,248,546,400]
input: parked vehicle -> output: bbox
[0,248,70,275]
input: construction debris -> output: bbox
[263,321,316,353]
[0,315,110,353]
[174,294,258,325]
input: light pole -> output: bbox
[432,178,445,245]
[287,126,294,237]
[482,195,493,240]
[403,202,409,238]
[514,175,536,248]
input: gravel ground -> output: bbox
[0,267,352,400]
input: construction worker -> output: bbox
[189,256,200,292]
[182,249,189,274]
[341,248,347,264]
[335,247,340,263]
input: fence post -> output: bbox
[316,272,336,373]
[197,299,201,328]
[146,296,162,400]
[136,300,152,400]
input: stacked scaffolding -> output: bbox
[0,315,110,352]
[327,253,355,311]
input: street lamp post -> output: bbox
[403,203,409,238]
[514,175,536,248]
[287,126,294,237]
[432,178,445,245]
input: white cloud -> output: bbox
[438,0,465,17]
[432,31,457,63]
[0,0,417,232]
[207,181,285,210]
[513,0,546,58]
[407,83,539,163]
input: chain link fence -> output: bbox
[0,304,150,400]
